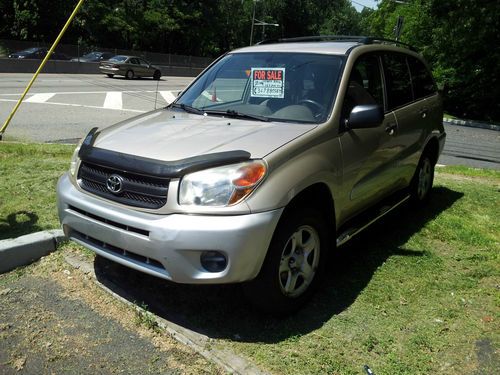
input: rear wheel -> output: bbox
[125,70,134,79]
[153,70,161,80]
[410,152,435,204]
[106,73,114,78]
[243,206,327,315]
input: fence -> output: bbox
[0,39,214,68]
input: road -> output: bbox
[0,73,193,143]
[1,73,498,169]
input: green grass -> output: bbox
[219,170,499,374]
[1,142,498,374]
[0,142,73,240]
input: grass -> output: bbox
[218,168,499,374]
[1,142,499,374]
[0,142,73,240]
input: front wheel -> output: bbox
[125,70,134,79]
[410,153,435,204]
[243,207,327,315]
[153,70,161,80]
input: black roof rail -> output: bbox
[256,35,417,51]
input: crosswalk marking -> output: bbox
[25,93,55,103]
[103,92,123,110]
[160,91,176,104]
[0,90,177,112]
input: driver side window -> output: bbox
[342,54,384,118]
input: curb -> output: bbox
[443,117,500,131]
[0,229,65,273]
[63,252,268,375]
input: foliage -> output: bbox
[0,0,498,121]
[364,0,500,122]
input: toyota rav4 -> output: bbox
[57,36,446,314]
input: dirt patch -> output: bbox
[0,251,221,374]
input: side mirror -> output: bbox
[346,104,384,130]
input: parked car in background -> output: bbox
[99,55,161,79]
[8,47,71,60]
[58,36,445,314]
[71,51,114,62]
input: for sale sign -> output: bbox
[250,67,286,98]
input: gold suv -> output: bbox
[58,36,446,314]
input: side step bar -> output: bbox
[336,194,411,247]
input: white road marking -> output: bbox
[160,91,176,104]
[0,98,145,113]
[25,93,55,103]
[0,90,175,96]
[103,92,123,110]
[436,164,446,167]
[0,90,178,112]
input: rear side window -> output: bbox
[383,53,413,110]
[408,56,436,99]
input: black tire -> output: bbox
[153,70,161,80]
[243,206,327,315]
[125,70,134,79]
[410,152,435,204]
[106,73,114,78]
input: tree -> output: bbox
[364,0,500,122]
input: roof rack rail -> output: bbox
[256,35,417,51]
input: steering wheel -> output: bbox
[298,99,326,119]
[298,99,326,113]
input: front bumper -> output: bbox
[57,173,282,284]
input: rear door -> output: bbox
[382,52,438,183]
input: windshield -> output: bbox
[22,48,42,54]
[82,52,100,58]
[109,55,127,62]
[177,52,344,123]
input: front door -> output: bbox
[339,53,402,219]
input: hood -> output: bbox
[93,109,317,160]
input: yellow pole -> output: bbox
[0,0,86,140]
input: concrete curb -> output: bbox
[0,229,65,273]
[443,117,500,131]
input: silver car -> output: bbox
[99,55,162,80]
[58,36,445,314]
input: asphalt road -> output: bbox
[0,73,193,143]
[1,73,498,169]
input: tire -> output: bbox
[106,74,114,78]
[243,206,327,315]
[125,70,134,79]
[153,70,161,80]
[410,152,435,204]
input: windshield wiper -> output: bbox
[203,109,269,122]
[169,103,205,115]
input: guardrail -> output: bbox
[0,58,205,77]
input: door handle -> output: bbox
[419,108,428,119]
[385,123,397,135]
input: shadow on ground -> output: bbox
[94,187,463,343]
[0,211,41,240]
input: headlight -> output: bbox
[69,139,84,176]
[179,160,267,206]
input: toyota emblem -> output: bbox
[106,174,124,194]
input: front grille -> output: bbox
[69,205,149,237]
[70,229,165,271]
[78,162,169,209]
